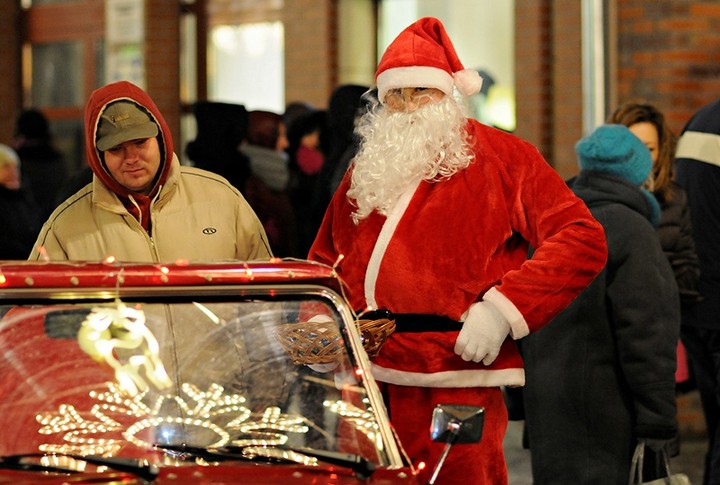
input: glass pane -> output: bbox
[209,22,285,113]
[0,296,383,465]
[31,41,84,107]
[53,118,85,175]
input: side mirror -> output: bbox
[427,404,484,484]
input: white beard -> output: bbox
[347,96,473,223]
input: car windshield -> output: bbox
[0,291,391,470]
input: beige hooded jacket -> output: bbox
[29,81,272,262]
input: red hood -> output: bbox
[84,81,174,199]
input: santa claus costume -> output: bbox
[308,17,607,484]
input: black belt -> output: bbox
[358,309,463,333]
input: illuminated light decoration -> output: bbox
[243,265,254,279]
[77,302,172,397]
[110,382,249,449]
[228,406,308,447]
[35,382,376,461]
[125,417,230,449]
[323,400,382,449]
[192,302,223,325]
[40,455,89,472]
[159,266,170,283]
[0,274,5,284]
[25,277,34,286]
[70,276,79,286]
[37,402,124,456]
[36,382,250,455]
[104,256,116,264]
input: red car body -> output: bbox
[0,260,423,484]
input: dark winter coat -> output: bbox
[0,185,42,259]
[521,170,680,485]
[675,97,720,330]
[655,181,701,306]
[17,143,67,221]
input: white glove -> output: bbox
[454,300,510,365]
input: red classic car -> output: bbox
[0,260,482,484]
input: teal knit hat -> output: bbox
[575,124,652,185]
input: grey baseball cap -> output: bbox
[96,101,159,151]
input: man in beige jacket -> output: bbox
[30,81,271,262]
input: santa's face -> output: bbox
[384,87,446,112]
[347,94,473,223]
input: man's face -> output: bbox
[384,87,445,112]
[103,137,161,195]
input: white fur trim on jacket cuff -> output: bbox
[481,287,529,339]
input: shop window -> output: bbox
[208,22,284,113]
[29,41,84,108]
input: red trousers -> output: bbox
[381,384,509,485]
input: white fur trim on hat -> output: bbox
[453,69,483,97]
[377,66,454,102]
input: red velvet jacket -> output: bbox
[309,120,607,388]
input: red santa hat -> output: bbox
[375,17,483,102]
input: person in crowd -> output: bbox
[609,101,701,307]
[286,108,327,256]
[307,17,607,484]
[0,144,42,259]
[283,101,315,134]
[185,100,251,193]
[29,80,271,262]
[318,84,371,207]
[241,110,298,257]
[522,124,680,484]
[609,101,701,398]
[675,97,720,485]
[13,108,68,220]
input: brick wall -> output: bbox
[615,1,720,136]
[514,1,554,170]
[282,0,336,109]
[515,1,585,180]
[0,1,21,146]
[552,1,583,179]
[515,1,720,179]
[145,1,182,150]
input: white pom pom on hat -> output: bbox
[375,17,483,102]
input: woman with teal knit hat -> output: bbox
[521,124,681,484]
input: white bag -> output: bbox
[629,441,691,485]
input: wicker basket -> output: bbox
[276,318,396,365]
